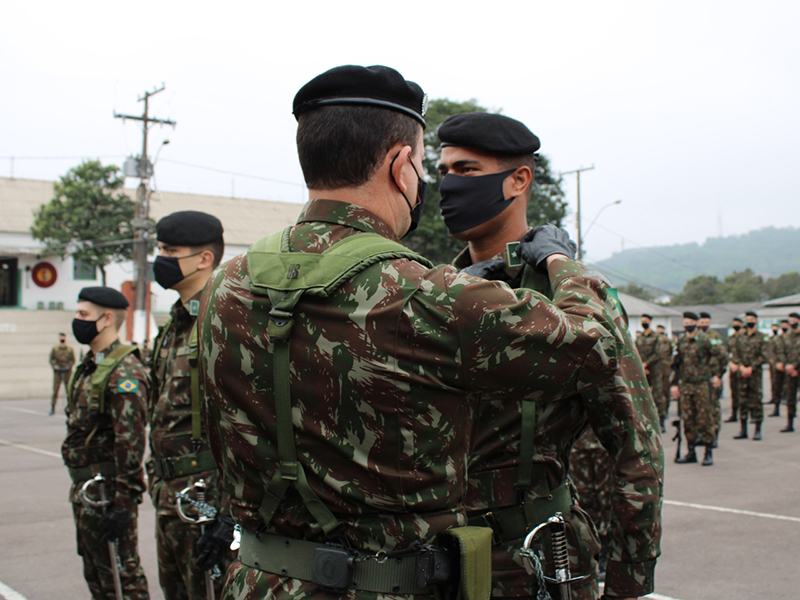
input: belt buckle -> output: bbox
[481,511,503,545]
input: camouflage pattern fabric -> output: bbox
[62,340,150,598]
[777,329,800,417]
[727,331,742,413]
[671,332,725,445]
[729,329,767,422]
[569,428,613,537]
[453,247,663,599]
[767,332,784,402]
[51,343,75,404]
[149,293,232,600]
[660,336,674,416]
[636,329,663,412]
[72,502,149,600]
[705,330,724,429]
[198,199,627,600]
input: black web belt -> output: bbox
[150,450,215,480]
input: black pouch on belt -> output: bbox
[311,545,355,593]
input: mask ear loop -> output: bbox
[389,151,416,213]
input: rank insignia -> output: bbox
[189,300,199,316]
[117,379,139,393]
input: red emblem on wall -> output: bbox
[32,262,58,288]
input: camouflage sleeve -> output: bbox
[49,347,57,369]
[757,336,768,366]
[107,360,149,512]
[581,295,663,597]
[710,340,727,377]
[729,336,741,365]
[452,257,622,401]
[670,346,681,387]
[68,347,76,368]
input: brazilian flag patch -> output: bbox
[117,379,139,393]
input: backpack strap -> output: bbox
[188,322,202,453]
[89,344,140,417]
[249,228,432,535]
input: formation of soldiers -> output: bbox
[57,64,669,600]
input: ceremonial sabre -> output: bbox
[177,479,219,600]
[80,474,124,600]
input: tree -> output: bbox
[720,269,764,302]
[764,271,800,300]
[618,283,655,302]
[31,160,137,285]
[670,275,723,305]
[404,99,568,264]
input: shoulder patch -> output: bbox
[117,379,139,393]
[189,299,199,316]
[710,339,722,345]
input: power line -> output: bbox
[160,158,304,187]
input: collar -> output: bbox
[298,199,401,242]
[451,230,530,279]
[175,289,204,319]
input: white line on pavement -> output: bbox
[645,594,682,600]
[0,580,28,600]
[0,405,65,419]
[665,499,800,523]
[0,438,61,459]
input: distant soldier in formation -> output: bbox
[148,211,234,600]
[636,313,667,432]
[725,317,745,422]
[769,319,790,417]
[671,311,725,466]
[62,286,150,599]
[729,311,768,440]
[698,312,723,443]
[50,331,75,415]
[656,324,673,416]
[776,312,800,432]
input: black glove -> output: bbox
[516,224,577,271]
[99,508,129,544]
[196,513,236,571]
[460,258,511,282]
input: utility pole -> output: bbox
[115,86,176,344]
[560,165,594,260]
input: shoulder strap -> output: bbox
[249,228,433,535]
[188,322,202,453]
[89,344,139,417]
[153,316,173,362]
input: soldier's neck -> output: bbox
[89,334,118,356]
[468,221,530,264]
[176,270,213,303]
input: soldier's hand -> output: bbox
[516,224,577,271]
[670,385,680,400]
[196,513,236,571]
[729,362,739,373]
[460,258,510,282]
[741,366,752,378]
[99,508,129,544]
[712,376,722,388]
[777,362,785,371]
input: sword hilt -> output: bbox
[79,474,111,508]
[177,479,215,524]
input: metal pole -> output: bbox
[560,165,595,261]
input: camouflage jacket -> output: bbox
[766,332,782,363]
[50,344,75,370]
[199,199,624,557]
[453,247,663,598]
[149,292,225,516]
[635,329,662,369]
[62,340,148,512]
[729,329,767,368]
[776,329,800,366]
[671,332,725,385]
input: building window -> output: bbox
[73,259,97,281]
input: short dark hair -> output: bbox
[59,332,66,337]
[297,105,421,189]
[191,237,225,268]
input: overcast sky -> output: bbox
[2,1,798,264]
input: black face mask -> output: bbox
[792,322,799,330]
[746,322,757,329]
[641,322,650,329]
[153,251,203,290]
[699,325,709,331]
[390,154,426,238]
[72,316,105,345]
[732,325,742,332]
[684,325,697,333]
[782,328,790,334]
[439,169,517,234]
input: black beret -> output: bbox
[781,319,790,324]
[642,313,653,320]
[790,312,800,319]
[699,311,711,319]
[683,311,699,320]
[745,311,758,318]
[732,317,744,323]
[293,65,427,128]
[78,286,129,309]
[157,211,224,246]
[439,113,541,155]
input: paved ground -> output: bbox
[1,387,799,600]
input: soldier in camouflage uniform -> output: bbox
[437,112,662,600]
[671,312,725,466]
[149,211,234,600]
[724,318,744,422]
[198,66,629,600]
[635,314,666,433]
[62,287,150,599]
[768,320,788,417]
[776,312,800,432]
[50,332,76,415]
[656,325,673,417]
[729,311,767,440]
[698,312,724,444]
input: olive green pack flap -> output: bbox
[441,526,492,600]
[248,228,433,297]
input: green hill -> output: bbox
[592,227,800,294]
